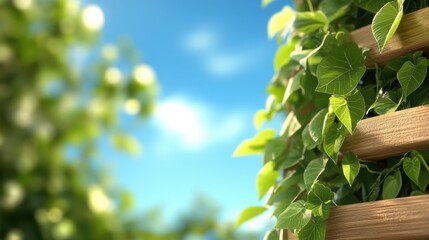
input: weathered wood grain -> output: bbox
[325,195,429,240]
[351,7,429,66]
[341,105,429,161]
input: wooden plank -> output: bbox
[351,7,429,66]
[341,105,429,161]
[325,195,429,240]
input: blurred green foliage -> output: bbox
[0,0,260,239]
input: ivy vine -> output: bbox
[235,0,429,239]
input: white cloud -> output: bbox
[153,96,247,151]
[183,28,259,79]
[204,53,249,77]
[183,28,216,54]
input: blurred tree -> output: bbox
[0,0,262,239]
[0,0,157,239]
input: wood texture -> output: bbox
[341,105,429,161]
[325,195,429,240]
[351,7,429,66]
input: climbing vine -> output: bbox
[235,0,429,239]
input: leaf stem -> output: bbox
[361,164,381,174]
[306,0,314,12]
[420,157,429,172]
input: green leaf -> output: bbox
[262,0,275,7]
[281,136,305,168]
[270,188,301,215]
[397,58,428,97]
[254,110,268,130]
[280,112,301,137]
[308,109,328,146]
[403,156,420,185]
[235,206,268,228]
[298,217,326,240]
[323,122,346,163]
[320,0,351,22]
[329,91,365,133]
[322,108,336,137]
[382,170,402,199]
[276,200,312,230]
[307,183,334,207]
[264,136,287,164]
[354,0,393,13]
[371,0,404,52]
[268,6,294,39]
[342,152,360,186]
[304,158,328,190]
[370,96,400,115]
[233,129,276,157]
[316,42,366,95]
[263,229,280,240]
[283,72,302,104]
[302,125,317,150]
[274,38,297,71]
[294,11,328,34]
[111,134,142,156]
[418,168,429,191]
[257,161,280,199]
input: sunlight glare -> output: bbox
[82,5,104,31]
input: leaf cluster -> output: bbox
[235,0,429,239]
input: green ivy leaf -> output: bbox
[254,110,268,130]
[283,72,302,104]
[370,96,400,115]
[270,188,301,216]
[308,109,328,146]
[382,170,402,199]
[418,168,429,191]
[307,183,335,207]
[397,58,428,97]
[263,229,280,240]
[342,152,360,186]
[279,136,305,168]
[306,183,334,219]
[304,158,328,190]
[322,108,336,137]
[276,200,312,230]
[353,0,393,13]
[268,6,294,39]
[233,129,276,157]
[323,122,346,163]
[235,206,268,228]
[329,91,365,133]
[264,136,287,164]
[302,125,317,150]
[111,134,142,156]
[403,157,420,185]
[294,11,328,34]
[319,0,351,22]
[262,0,275,7]
[280,112,301,137]
[316,42,366,95]
[257,161,280,199]
[274,39,297,71]
[371,0,404,52]
[298,217,326,240]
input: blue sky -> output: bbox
[85,0,292,229]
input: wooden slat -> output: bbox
[341,105,429,161]
[325,195,429,240]
[351,7,429,66]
